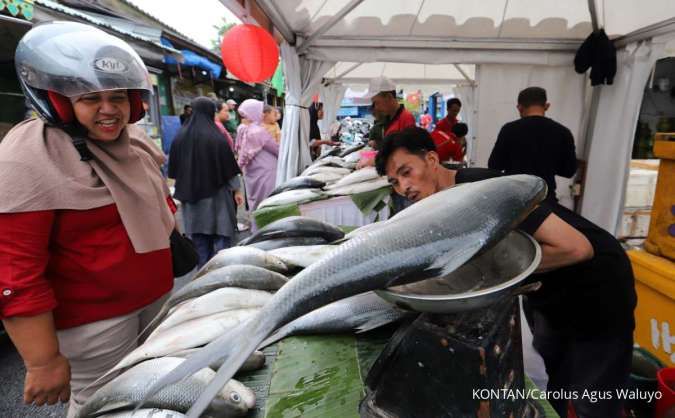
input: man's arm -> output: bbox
[557,128,577,178]
[532,212,594,271]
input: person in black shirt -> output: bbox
[488,87,577,202]
[179,104,192,125]
[376,127,636,418]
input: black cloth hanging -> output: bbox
[574,28,617,86]
[169,96,241,203]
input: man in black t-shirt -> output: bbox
[376,127,636,418]
[488,87,577,202]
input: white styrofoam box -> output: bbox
[620,208,652,238]
[625,169,659,208]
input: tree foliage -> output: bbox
[211,18,237,53]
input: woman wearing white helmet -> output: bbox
[0,22,177,416]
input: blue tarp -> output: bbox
[161,37,222,79]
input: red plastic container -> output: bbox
[656,367,675,418]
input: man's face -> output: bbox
[185,106,192,115]
[385,148,441,202]
[372,93,397,119]
[448,103,461,119]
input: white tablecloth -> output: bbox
[299,195,390,227]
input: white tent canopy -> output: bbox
[242,0,675,235]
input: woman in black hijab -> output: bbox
[169,97,243,267]
[308,102,337,159]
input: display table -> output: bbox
[237,330,559,418]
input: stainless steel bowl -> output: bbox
[375,230,541,313]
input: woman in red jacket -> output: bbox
[0,22,175,417]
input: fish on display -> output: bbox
[194,247,289,279]
[300,166,351,178]
[256,188,325,209]
[343,150,364,164]
[268,245,335,268]
[148,265,287,332]
[325,166,380,190]
[338,142,366,157]
[324,177,391,196]
[247,236,329,251]
[259,292,412,348]
[269,176,326,197]
[141,175,547,418]
[239,216,345,246]
[110,308,260,373]
[96,409,186,417]
[305,171,346,184]
[77,357,254,418]
[171,349,266,374]
[151,288,273,333]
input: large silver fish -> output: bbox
[238,216,344,246]
[170,349,266,373]
[97,409,186,418]
[324,166,380,190]
[194,247,289,279]
[247,236,328,251]
[77,357,254,418]
[259,292,412,348]
[256,188,325,209]
[269,176,326,197]
[142,175,546,417]
[324,177,391,196]
[268,244,335,268]
[148,265,287,332]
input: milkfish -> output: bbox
[247,236,329,251]
[238,216,344,246]
[96,409,185,417]
[146,265,287,334]
[140,175,547,418]
[110,308,260,373]
[171,349,266,374]
[151,288,273,334]
[324,166,381,190]
[268,245,335,268]
[77,357,254,418]
[305,171,346,184]
[194,247,289,279]
[338,142,366,157]
[269,176,326,197]
[256,188,325,209]
[324,178,391,196]
[259,292,413,348]
[300,166,351,178]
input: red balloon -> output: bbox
[221,24,280,83]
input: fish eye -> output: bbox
[230,392,241,403]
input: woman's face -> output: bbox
[71,90,130,141]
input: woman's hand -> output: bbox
[24,353,71,405]
[234,191,244,207]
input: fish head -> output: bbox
[205,379,256,417]
[383,147,443,202]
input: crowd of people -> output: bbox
[0,20,637,418]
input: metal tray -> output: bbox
[375,230,541,313]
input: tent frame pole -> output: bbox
[254,0,296,45]
[297,0,366,54]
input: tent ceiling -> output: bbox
[282,0,675,42]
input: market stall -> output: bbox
[255,0,675,236]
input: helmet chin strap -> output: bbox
[64,124,94,161]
